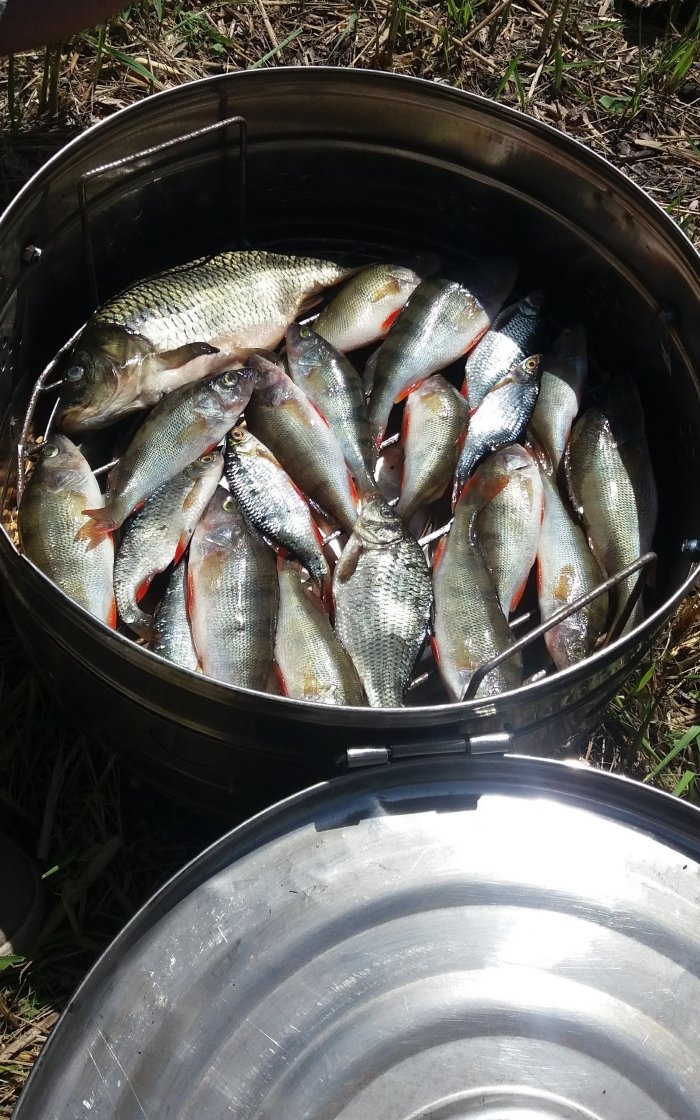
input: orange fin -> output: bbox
[394,378,427,404]
[509,575,529,614]
[135,576,153,604]
[430,634,442,667]
[187,568,196,615]
[273,663,289,696]
[173,533,189,566]
[107,601,118,630]
[380,307,402,333]
[432,535,447,573]
[457,470,510,510]
[77,509,116,551]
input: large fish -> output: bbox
[530,325,587,480]
[567,376,658,635]
[368,260,517,454]
[224,426,330,592]
[285,324,376,496]
[433,460,522,701]
[474,444,543,618]
[313,263,422,352]
[188,489,278,689]
[536,453,608,669]
[462,290,546,410]
[151,561,199,672]
[80,367,255,541]
[58,250,356,432]
[275,558,365,705]
[333,496,433,707]
[18,434,116,626]
[247,355,359,533]
[453,355,541,505]
[114,451,223,638]
[396,374,468,523]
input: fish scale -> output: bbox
[530,324,587,480]
[18,435,116,627]
[463,291,546,410]
[152,561,199,672]
[333,497,432,707]
[94,250,356,353]
[313,263,421,352]
[475,444,543,618]
[567,376,658,635]
[396,374,468,522]
[114,451,223,637]
[188,489,278,689]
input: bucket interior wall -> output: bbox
[0,72,699,811]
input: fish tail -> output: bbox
[77,508,117,550]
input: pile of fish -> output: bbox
[17,247,658,707]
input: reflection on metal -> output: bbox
[77,114,249,308]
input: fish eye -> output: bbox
[223,496,235,512]
[43,442,59,458]
[380,505,394,519]
[230,427,245,442]
[200,453,215,464]
[526,358,538,371]
[299,327,311,339]
[66,365,84,382]
[221,371,237,386]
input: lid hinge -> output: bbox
[345,731,511,769]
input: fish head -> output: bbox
[285,323,325,378]
[226,425,263,460]
[356,496,404,546]
[58,325,155,433]
[30,433,87,493]
[197,488,248,550]
[546,616,593,671]
[248,353,295,406]
[523,290,547,315]
[209,367,257,417]
[510,354,542,385]
[183,449,225,482]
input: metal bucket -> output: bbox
[12,756,700,1119]
[0,68,698,813]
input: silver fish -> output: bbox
[396,374,468,523]
[285,323,376,496]
[247,355,359,533]
[114,451,223,638]
[275,559,365,705]
[224,426,330,592]
[567,376,658,635]
[151,561,199,672]
[453,355,541,506]
[475,444,543,617]
[433,459,522,701]
[188,488,278,689]
[536,453,608,669]
[314,263,421,352]
[368,260,517,454]
[463,290,546,410]
[333,496,433,706]
[530,325,587,480]
[18,434,116,627]
[80,368,255,541]
[58,250,356,432]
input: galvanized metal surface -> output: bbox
[0,69,699,811]
[13,757,700,1119]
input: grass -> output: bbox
[0,0,699,1111]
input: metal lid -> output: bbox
[14,757,700,1119]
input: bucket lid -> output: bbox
[14,756,700,1119]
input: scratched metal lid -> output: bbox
[14,756,700,1120]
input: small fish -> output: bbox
[247,354,359,533]
[536,452,608,669]
[333,496,433,707]
[18,434,116,626]
[453,354,541,506]
[368,260,517,454]
[275,558,365,705]
[463,290,546,410]
[188,488,278,689]
[114,451,223,638]
[529,325,587,480]
[396,374,468,523]
[567,376,658,635]
[433,461,522,701]
[80,368,255,541]
[474,444,543,617]
[314,263,422,352]
[58,250,356,432]
[285,323,376,495]
[151,561,199,672]
[224,426,329,592]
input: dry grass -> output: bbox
[0,0,699,1110]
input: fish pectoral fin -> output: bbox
[157,341,220,369]
[371,277,403,303]
[334,537,363,583]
